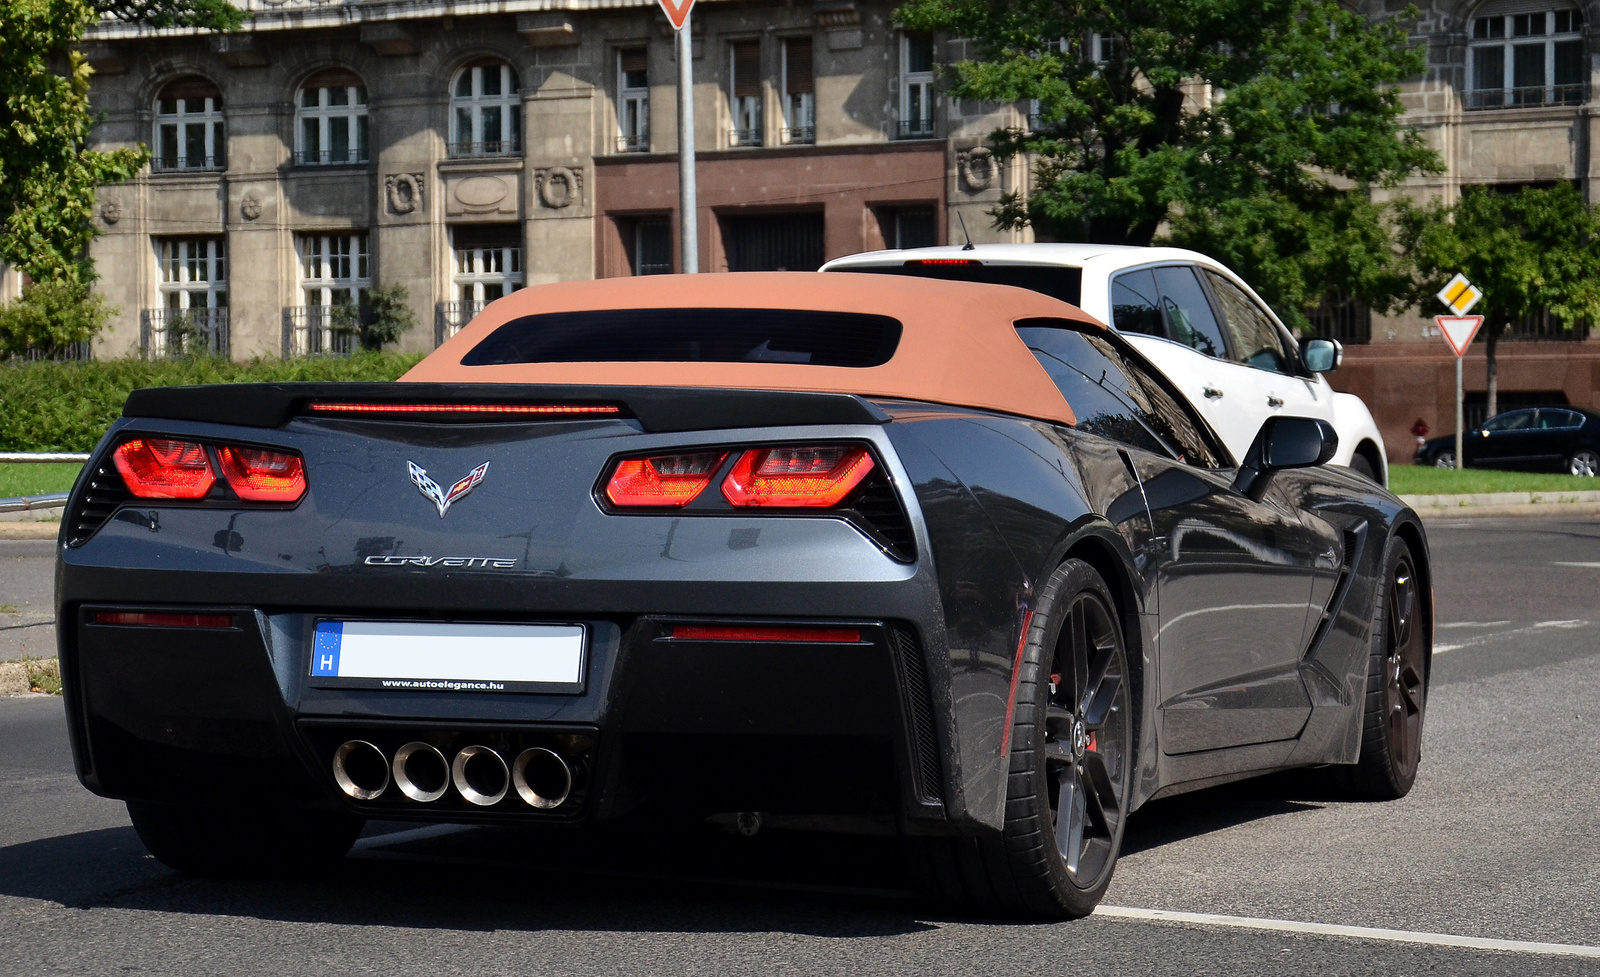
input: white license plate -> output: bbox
[310,621,585,692]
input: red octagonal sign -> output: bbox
[658,0,693,29]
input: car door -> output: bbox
[1469,409,1539,467]
[1016,321,1326,754]
[1201,269,1331,428]
[1529,408,1584,465]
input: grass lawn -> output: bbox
[1388,465,1600,496]
[0,462,82,498]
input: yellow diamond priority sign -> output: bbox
[1436,273,1482,316]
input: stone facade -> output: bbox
[42,0,1027,361]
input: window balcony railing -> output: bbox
[281,305,367,358]
[140,307,230,358]
[616,132,650,153]
[729,127,764,148]
[780,126,815,145]
[6,342,92,363]
[896,118,936,139]
[1466,84,1588,110]
[151,156,226,174]
[446,139,522,159]
[434,301,486,346]
[294,149,369,166]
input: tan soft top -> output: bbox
[402,272,1104,425]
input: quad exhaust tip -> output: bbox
[392,742,450,803]
[451,744,510,806]
[332,740,390,801]
[512,747,573,810]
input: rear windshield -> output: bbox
[830,262,1082,307]
[461,308,902,367]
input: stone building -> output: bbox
[13,0,1600,462]
[47,0,1024,363]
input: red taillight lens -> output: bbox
[217,446,306,503]
[94,611,234,628]
[721,446,875,508]
[906,258,981,266]
[670,624,862,643]
[605,452,727,507]
[112,438,216,499]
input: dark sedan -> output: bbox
[1415,406,1600,475]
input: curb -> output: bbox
[0,658,58,695]
[1399,490,1600,519]
[0,523,58,540]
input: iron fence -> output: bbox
[616,132,650,153]
[728,127,764,148]
[294,149,369,166]
[1466,84,1587,110]
[780,126,815,145]
[150,156,225,173]
[281,305,365,358]
[896,119,936,139]
[446,139,522,158]
[140,308,230,358]
[434,301,486,346]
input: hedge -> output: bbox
[0,354,424,451]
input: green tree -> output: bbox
[895,0,1441,329]
[1396,183,1600,419]
[0,280,110,358]
[0,0,242,288]
[358,284,417,351]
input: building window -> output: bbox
[450,61,521,157]
[880,208,937,249]
[781,37,815,145]
[899,33,935,138]
[298,233,370,308]
[1091,32,1122,66]
[1469,8,1586,109]
[722,212,824,271]
[153,77,225,172]
[145,238,228,357]
[618,48,650,152]
[623,216,673,275]
[453,226,523,306]
[729,41,763,147]
[296,70,368,165]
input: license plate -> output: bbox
[309,621,585,693]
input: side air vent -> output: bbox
[889,622,941,802]
[1303,527,1364,657]
[843,469,916,563]
[67,461,132,546]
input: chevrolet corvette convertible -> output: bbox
[56,274,1431,918]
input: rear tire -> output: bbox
[906,559,1133,918]
[1319,536,1429,800]
[1567,448,1599,477]
[1347,453,1378,483]
[127,801,363,877]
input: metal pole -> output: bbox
[676,12,698,274]
[1455,355,1464,471]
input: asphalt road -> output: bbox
[1,518,1598,975]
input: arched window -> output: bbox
[1468,5,1586,108]
[154,76,224,172]
[450,60,521,157]
[296,69,368,165]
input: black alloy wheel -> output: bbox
[903,559,1133,918]
[1328,536,1430,799]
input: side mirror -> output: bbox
[1235,416,1339,495]
[1300,338,1342,374]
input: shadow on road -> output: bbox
[1122,780,1327,857]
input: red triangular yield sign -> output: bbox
[1436,315,1483,357]
[658,0,693,29]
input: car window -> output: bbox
[1537,409,1583,430]
[1204,271,1292,375]
[1110,269,1165,337]
[1152,266,1228,359]
[1017,320,1227,468]
[1482,410,1536,432]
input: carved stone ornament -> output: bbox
[240,192,263,221]
[386,172,424,215]
[958,147,996,193]
[100,200,122,225]
[535,166,582,209]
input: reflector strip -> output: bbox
[308,402,620,415]
[906,258,981,266]
[95,611,234,628]
[1000,609,1035,758]
[670,625,863,643]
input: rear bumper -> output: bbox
[60,601,951,829]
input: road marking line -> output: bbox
[1437,621,1511,629]
[1094,906,1600,958]
[351,822,475,852]
[1433,619,1587,654]
[1553,562,1600,568]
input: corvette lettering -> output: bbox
[364,556,518,568]
[409,460,490,518]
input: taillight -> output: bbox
[112,438,215,499]
[217,446,306,503]
[604,451,727,507]
[95,611,233,628]
[721,446,875,507]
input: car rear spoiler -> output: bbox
[121,383,892,434]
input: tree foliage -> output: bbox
[0,0,242,290]
[1395,183,1600,418]
[0,280,109,358]
[894,0,1442,329]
